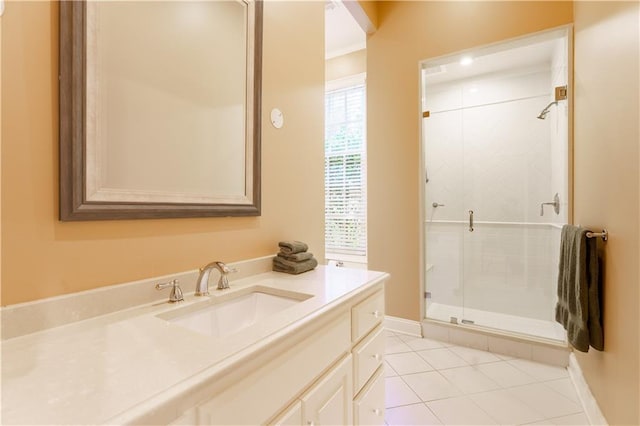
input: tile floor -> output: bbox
[384,330,588,425]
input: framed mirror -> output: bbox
[59,0,262,220]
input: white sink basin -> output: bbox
[159,287,311,339]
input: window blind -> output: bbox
[324,83,367,258]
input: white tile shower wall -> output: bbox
[424,68,553,224]
[550,225,562,313]
[426,223,558,321]
[462,96,551,223]
[547,37,568,322]
[425,222,464,308]
[549,36,569,226]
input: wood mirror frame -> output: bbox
[59,0,262,221]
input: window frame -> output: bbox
[324,73,368,265]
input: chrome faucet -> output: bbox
[195,261,237,295]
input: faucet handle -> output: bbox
[156,279,184,303]
[214,262,237,290]
[540,193,560,216]
[214,261,237,275]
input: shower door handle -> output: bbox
[468,210,474,232]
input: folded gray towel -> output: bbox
[555,225,604,352]
[273,256,318,275]
[278,241,308,255]
[277,252,314,262]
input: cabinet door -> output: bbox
[271,401,303,426]
[168,408,198,426]
[302,354,353,426]
[353,367,385,426]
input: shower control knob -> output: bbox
[432,203,445,208]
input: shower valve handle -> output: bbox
[469,210,474,232]
[540,193,560,216]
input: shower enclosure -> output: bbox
[420,28,570,342]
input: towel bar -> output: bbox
[586,229,608,241]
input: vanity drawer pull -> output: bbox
[351,289,385,343]
[353,367,385,425]
[353,326,385,394]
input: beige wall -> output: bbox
[0,9,3,304]
[367,1,573,320]
[325,49,366,82]
[573,2,639,424]
[1,1,325,305]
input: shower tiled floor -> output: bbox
[384,330,587,425]
[426,302,567,342]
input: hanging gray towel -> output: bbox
[555,225,604,352]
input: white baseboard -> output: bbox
[384,315,422,337]
[567,353,608,426]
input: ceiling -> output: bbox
[422,29,568,86]
[325,1,366,59]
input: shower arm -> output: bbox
[537,101,558,119]
[537,87,568,119]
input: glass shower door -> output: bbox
[459,94,548,328]
[422,27,570,340]
[423,98,465,324]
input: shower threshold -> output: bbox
[428,302,566,342]
[448,317,475,325]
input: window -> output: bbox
[324,76,367,263]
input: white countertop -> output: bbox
[1,266,388,425]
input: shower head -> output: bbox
[537,101,558,120]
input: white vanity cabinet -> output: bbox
[272,401,302,425]
[169,285,385,426]
[353,326,385,394]
[270,355,353,426]
[351,290,385,343]
[2,264,389,426]
[272,289,385,426]
[350,290,386,425]
[300,354,353,425]
[353,367,385,425]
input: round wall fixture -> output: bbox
[270,108,284,129]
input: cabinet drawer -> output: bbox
[353,366,385,426]
[353,325,385,395]
[351,290,384,343]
